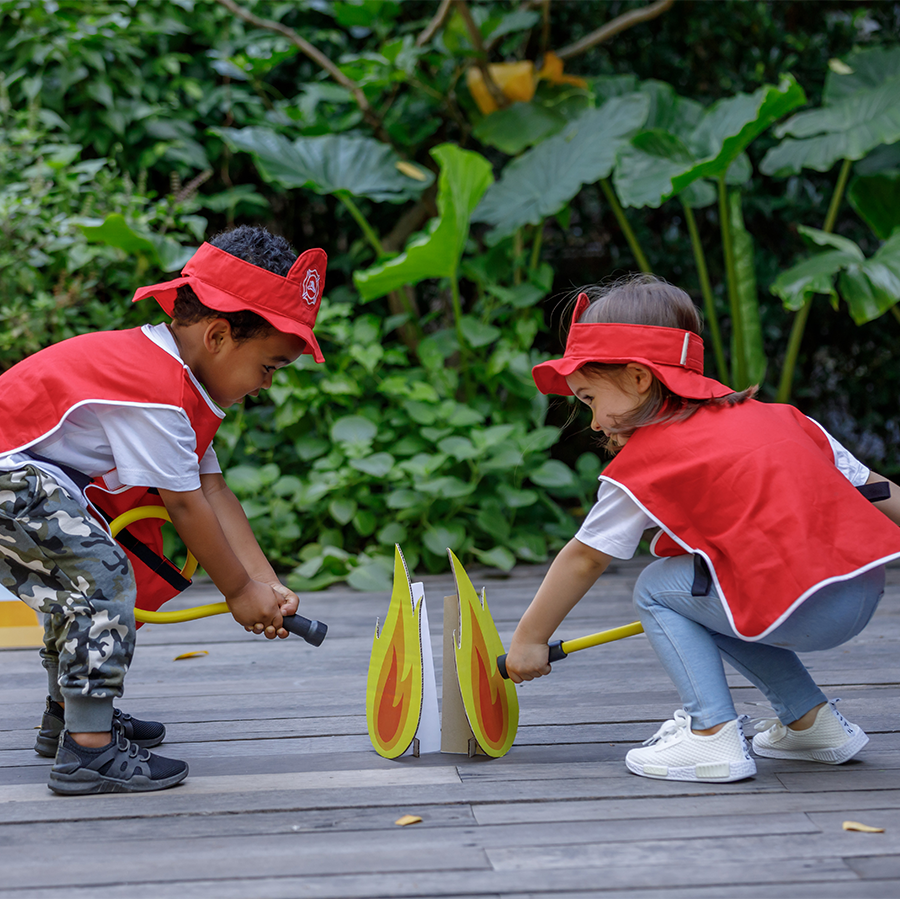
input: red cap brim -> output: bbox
[131,243,327,363]
[532,321,735,399]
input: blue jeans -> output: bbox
[633,555,886,730]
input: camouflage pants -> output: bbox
[0,465,136,732]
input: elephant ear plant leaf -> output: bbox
[473,101,568,156]
[471,93,651,244]
[822,45,900,102]
[214,126,434,255]
[353,144,494,378]
[615,76,805,209]
[760,73,900,177]
[614,76,805,388]
[213,126,434,201]
[759,46,900,402]
[76,212,196,273]
[847,145,900,240]
[353,144,494,301]
[771,227,900,326]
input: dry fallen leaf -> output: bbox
[394,814,423,827]
[395,161,428,182]
[843,820,884,833]
[173,650,209,661]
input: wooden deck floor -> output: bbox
[3,558,900,899]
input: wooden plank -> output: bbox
[844,855,900,880]
[0,810,819,855]
[0,856,861,899]
[485,828,900,872]
[473,787,900,825]
[0,774,789,826]
[0,803,479,845]
[2,838,493,891]
[0,765,462,805]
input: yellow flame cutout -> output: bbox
[448,550,519,757]
[366,545,424,758]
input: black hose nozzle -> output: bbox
[282,614,327,646]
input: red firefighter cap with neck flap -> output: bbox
[131,242,328,362]
[532,292,735,399]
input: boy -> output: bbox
[0,226,327,794]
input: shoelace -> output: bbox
[748,697,845,736]
[642,711,753,752]
[116,735,150,761]
[642,710,692,746]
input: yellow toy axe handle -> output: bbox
[497,621,644,679]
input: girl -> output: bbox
[505,275,900,783]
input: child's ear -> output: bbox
[626,363,654,395]
[203,318,233,353]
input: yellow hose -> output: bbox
[109,506,214,625]
[135,601,230,624]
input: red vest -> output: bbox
[0,328,223,618]
[602,400,900,639]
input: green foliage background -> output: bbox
[3,0,900,591]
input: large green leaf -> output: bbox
[770,225,863,310]
[613,130,693,209]
[856,142,900,175]
[213,126,433,202]
[589,74,639,104]
[615,77,804,208]
[728,192,766,387]
[839,231,900,324]
[848,171,900,240]
[823,45,900,104]
[760,74,900,176]
[471,94,650,243]
[639,79,705,138]
[770,230,900,324]
[686,76,805,173]
[770,251,849,311]
[473,101,567,155]
[353,144,493,301]
[795,224,866,256]
[75,213,194,272]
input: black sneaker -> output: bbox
[34,697,166,758]
[48,731,188,794]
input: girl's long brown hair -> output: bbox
[569,275,756,451]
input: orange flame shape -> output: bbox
[366,545,424,758]
[449,550,519,757]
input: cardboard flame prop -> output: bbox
[365,545,517,759]
[446,550,519,757]
[366,545,438,758]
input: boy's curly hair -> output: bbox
[171,225,297,342]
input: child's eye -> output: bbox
[264,365,276,374]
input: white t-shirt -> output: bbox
[0,324,223,504]
[575,418,871,560]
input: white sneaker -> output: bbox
[751,698,868,765]
[625,710,756,783]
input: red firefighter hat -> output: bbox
[131,242,328,362]
[532,292,734,399]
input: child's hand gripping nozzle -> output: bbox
[497,621,644,679]
[109,507,327,646]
